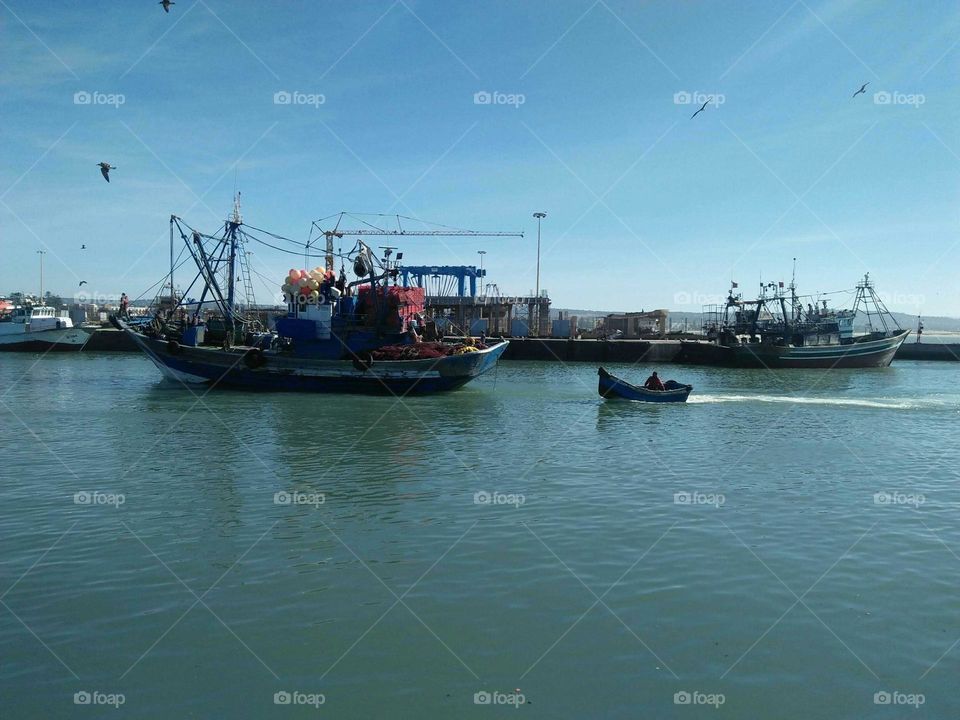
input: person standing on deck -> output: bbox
[644,371,665,391]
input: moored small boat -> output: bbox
[597,367,692,403]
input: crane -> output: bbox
[309,212,524,272]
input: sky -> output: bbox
[1,0,959,316]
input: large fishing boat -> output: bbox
[0,304,90,351]
[698,272,909,368]
[114,201,510,393]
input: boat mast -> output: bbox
[225,193,242,338]
[169,215,175,306]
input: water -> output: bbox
[1,353,959,718]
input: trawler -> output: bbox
[699,273,909,368]
[113,201,512,393]
[0,303,90,351]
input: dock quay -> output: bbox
[81,328,960,363]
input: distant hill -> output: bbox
[554,308,960,333]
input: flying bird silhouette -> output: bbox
[98,163,115,182]
[852,82,869,98]
[159,0,175,12]
[78,281,88,286]
[690,97,712,119]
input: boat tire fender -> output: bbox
[244,348,266,369]
[352,352,373,372]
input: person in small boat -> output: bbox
[643,371,665,391]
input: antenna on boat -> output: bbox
[231,192,242,226]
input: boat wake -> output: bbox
[689,394,921,410]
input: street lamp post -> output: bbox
[36,250,46,302]
[533,212,546,335]
[477,250,486,295]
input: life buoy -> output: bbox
[167,340,181,355]
[244,348,266,369]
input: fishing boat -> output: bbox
[597,367,692,402]
[700,272,909,368]
[0,304,90,352]
[114,200,510,394]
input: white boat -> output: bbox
[0,305,90,351]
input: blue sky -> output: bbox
[1,0,958,315]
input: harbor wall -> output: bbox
[81,329,960,363]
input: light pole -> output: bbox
[36,250,46,302]
[477,250,486,295]
[533,212,546,335]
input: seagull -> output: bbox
[159,0,175,12]
[690,97,712,119]
[852,82,869,98]
[78,281,88,286]
[98,162,115,182]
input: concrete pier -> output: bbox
[81,328,960,363]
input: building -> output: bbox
[602,310,669,338]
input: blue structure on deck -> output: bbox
[400,266,485,297]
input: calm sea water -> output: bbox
[1,352,959,719]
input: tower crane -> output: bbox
[309,212,524,273]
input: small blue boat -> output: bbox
[597,367,692,403]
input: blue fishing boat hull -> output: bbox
[597,367,692,403]
[117,320,508,395]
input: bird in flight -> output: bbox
[852,82,869,98]
[98,163,115,182]
[159,0,175,12]
[78,281,88,286]
[690,97,712,119]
